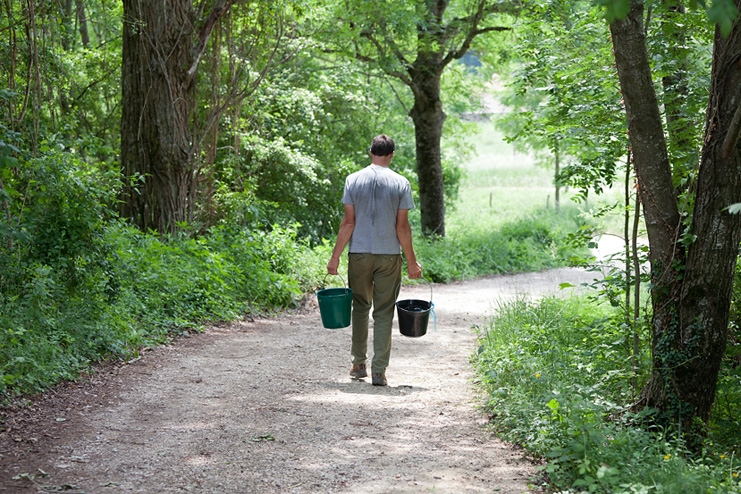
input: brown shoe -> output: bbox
[372,372,387,386]
[350,363,367,378]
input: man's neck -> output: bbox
[370,155,393,168]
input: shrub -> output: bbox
[414,208,587,282]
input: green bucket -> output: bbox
[317,275,352,329]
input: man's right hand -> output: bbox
[407,261,422,279]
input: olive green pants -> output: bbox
[348,253,402,374]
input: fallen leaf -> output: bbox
[248,433,275,442]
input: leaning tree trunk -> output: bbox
[120,0,198,234]
[409,59,446,237]
[611,0,741,441]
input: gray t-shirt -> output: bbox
[342,164,414,254]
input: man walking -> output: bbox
[327,134,423,386]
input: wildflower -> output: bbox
[664,454,671,461]
[535,373,541,379]
[721,454,727,459]
[733,472,738,478]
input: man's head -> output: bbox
[370,134,395,157]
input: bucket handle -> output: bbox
[402,277,436,332]
[421,277,436,332]
[415,276,433,303]
[400,276,433,302]
[321,273,347,289]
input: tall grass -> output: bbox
[0,222,311,397]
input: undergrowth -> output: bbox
[473,295,741,493]
[0,221,311,397]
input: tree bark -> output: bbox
[120,0,197,234]
[409,56,446,237]
[610,0,741,438]
[672,19,741,424]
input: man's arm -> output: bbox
[396,209,422,279]
[327,203,355,275]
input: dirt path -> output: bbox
[0,268,596,494]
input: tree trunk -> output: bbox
[670,19,741,423]
[76,0,89,48]
[120,0,198,234]
[611,0,741,440]
[409,56,446,237]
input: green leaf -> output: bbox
[249,433,275,442]
[707,0,739,37]
[595,0,631,23]
[0,155,18,169]
[727,202,741,214]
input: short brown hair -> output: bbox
[370,134,395,157]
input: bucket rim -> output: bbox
[396,298,432,313]
[317,287,352,299]
[396,298,432,304]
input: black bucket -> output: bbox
[396,299,432,337]
[317,274,352,329]
[396,279,433,338]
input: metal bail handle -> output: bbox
[401,276,437,332]
[322,273,347,289]
[422,277,436,332]
[400,275,433,301]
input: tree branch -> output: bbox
[441,1,509,67]
[358,28,413,86]
[187,0,235,79]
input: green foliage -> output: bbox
[107,223,303,337]
[219,58,424,244]
[0,0,122,156]
[0,145,125,396]
[474,295,741,492]
[594,0,630,23]
[594,0,740,37]
[414,206,588,282]
[496,1,627,199]
[703,0,739,37]
[717,255,741,453]
[0,139,309,397]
